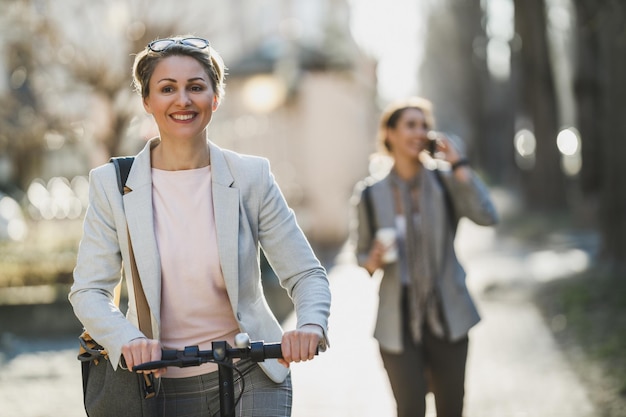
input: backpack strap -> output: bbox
[362,184,377,237]
[109,156,135,195]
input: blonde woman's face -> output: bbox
[142,55,219,143]
[386,108,430,159]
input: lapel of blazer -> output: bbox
[208,141,240,310]
[123,139,161,325]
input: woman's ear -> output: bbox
[212,96,220,111]
[384,127,394,151]
[143,97,152,115]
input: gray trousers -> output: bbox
[380,292,469,417]
[156,359,292,417]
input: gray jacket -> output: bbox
[351,166,497,352]
[70,138,331,383]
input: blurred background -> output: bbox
[0,0,625,415]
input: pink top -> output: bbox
[152,166,240,378]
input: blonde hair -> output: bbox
[377,97,436,154]
[132,35,226,100]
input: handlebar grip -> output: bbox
[133,360,170,371]
[263,343,283,359]
[249,341,282,362]
[162,349,179,360]
[133,349,180,371]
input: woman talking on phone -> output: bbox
[349,97,497,417]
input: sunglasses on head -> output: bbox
[147,37,210,53]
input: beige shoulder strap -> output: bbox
[127,228,153,339]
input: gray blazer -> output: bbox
[351,167,497,352]
[70,138,331,383]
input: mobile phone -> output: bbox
[426,131,438,156]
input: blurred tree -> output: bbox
[419,0,487,167]
[0,0,217,188]
[34,1,182,161]
[0,2,67,192]
[418,0,517,187]
[512,0,567,211]
[573,0,626,268]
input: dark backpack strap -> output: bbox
[109,157,135,195]
[362,184,376,237]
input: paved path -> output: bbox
[0,337,84,417]
[288,218,597,417]
[0,216,598,416]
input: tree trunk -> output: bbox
[419,0,486,159]
[574,0,626,268]
[512,0,566,210]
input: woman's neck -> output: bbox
[392,157,422,180]
[151,137,210,171]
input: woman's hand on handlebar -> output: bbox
[121,337,167,378]
[279,324,323,368]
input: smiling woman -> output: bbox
[69,35,331,417]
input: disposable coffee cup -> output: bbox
[376,228,398,263]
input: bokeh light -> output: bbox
[556,127,579,156]
[26,176,88,221]
[557,127,582,176]
[0,195,28,241]
[514,129,536,170]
